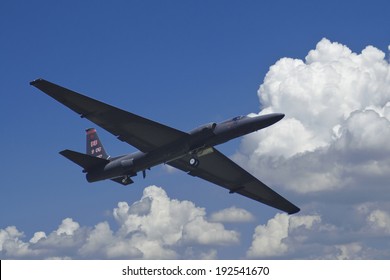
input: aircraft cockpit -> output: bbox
[231,115,246,121]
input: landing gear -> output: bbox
[121,175,132,184]
[189,157,199,167]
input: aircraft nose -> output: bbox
[247,113,286,131]
[273,113,285,122]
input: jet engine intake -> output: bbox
[189,122,217,136]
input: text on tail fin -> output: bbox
[86,128,109,159]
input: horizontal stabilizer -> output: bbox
[59,149,109,171]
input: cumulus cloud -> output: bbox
[238,38,390,259]
[210,207,255,223]
[367,210,390,234]
[56,218,80,236]
[246,40,388,151]
[246,213,321,258]
[246,211,390,259]
[29,232,46,244]
[0,226,32,258]
[0,186,239,259]
[182,216,239,245]
[247,213,290,257]
[236,38,390,195]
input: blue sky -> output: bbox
[1,0,390,259]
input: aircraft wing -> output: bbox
[169,148,300,214]
[30,79,188,152]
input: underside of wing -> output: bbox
[30,79,188,152]
[169,148,300,214]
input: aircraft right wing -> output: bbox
[169,148,300,214]
[30,79,188,153]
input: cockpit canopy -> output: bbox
[232,115,246,121]
[221,115,247,124]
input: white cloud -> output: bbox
[182,216,239,245]
[246,213,289,257]
[56,218,80,236]
[0,186,239,259]
[246,213,321,258]
[210,207,255,223]
[0,226,22,251]
[246,211,390,259]
[240,39,390,259]
[112,186,239,252]
[0,226,31,258]
[367,210,390,234]
[289,215,321,231]
[199,249,218,260]
[334,109,390,157]
[235,38,390,195]
[29,232,46,244]
[245,38,390,160]
[335,243,364,260]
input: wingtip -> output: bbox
[288,207,301,215]
[59,149,71,156]
[276,113,285,121]
[30,78,44,86]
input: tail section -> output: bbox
[59,149,109,172]
[60,128,134,186]
[86,128,109,159]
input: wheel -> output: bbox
[122,176,129,184]
[189,157,199,167]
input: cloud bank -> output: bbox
[237,38,390,259]
[0,186,244,259]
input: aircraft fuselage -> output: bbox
[86,113,284,183]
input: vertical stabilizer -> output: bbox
[86,128,109,159]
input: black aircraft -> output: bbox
[31,79,300,214]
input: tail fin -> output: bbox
[86,128,109,159]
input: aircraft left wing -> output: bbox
[169,148,300,214]
[30,79,188,152]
